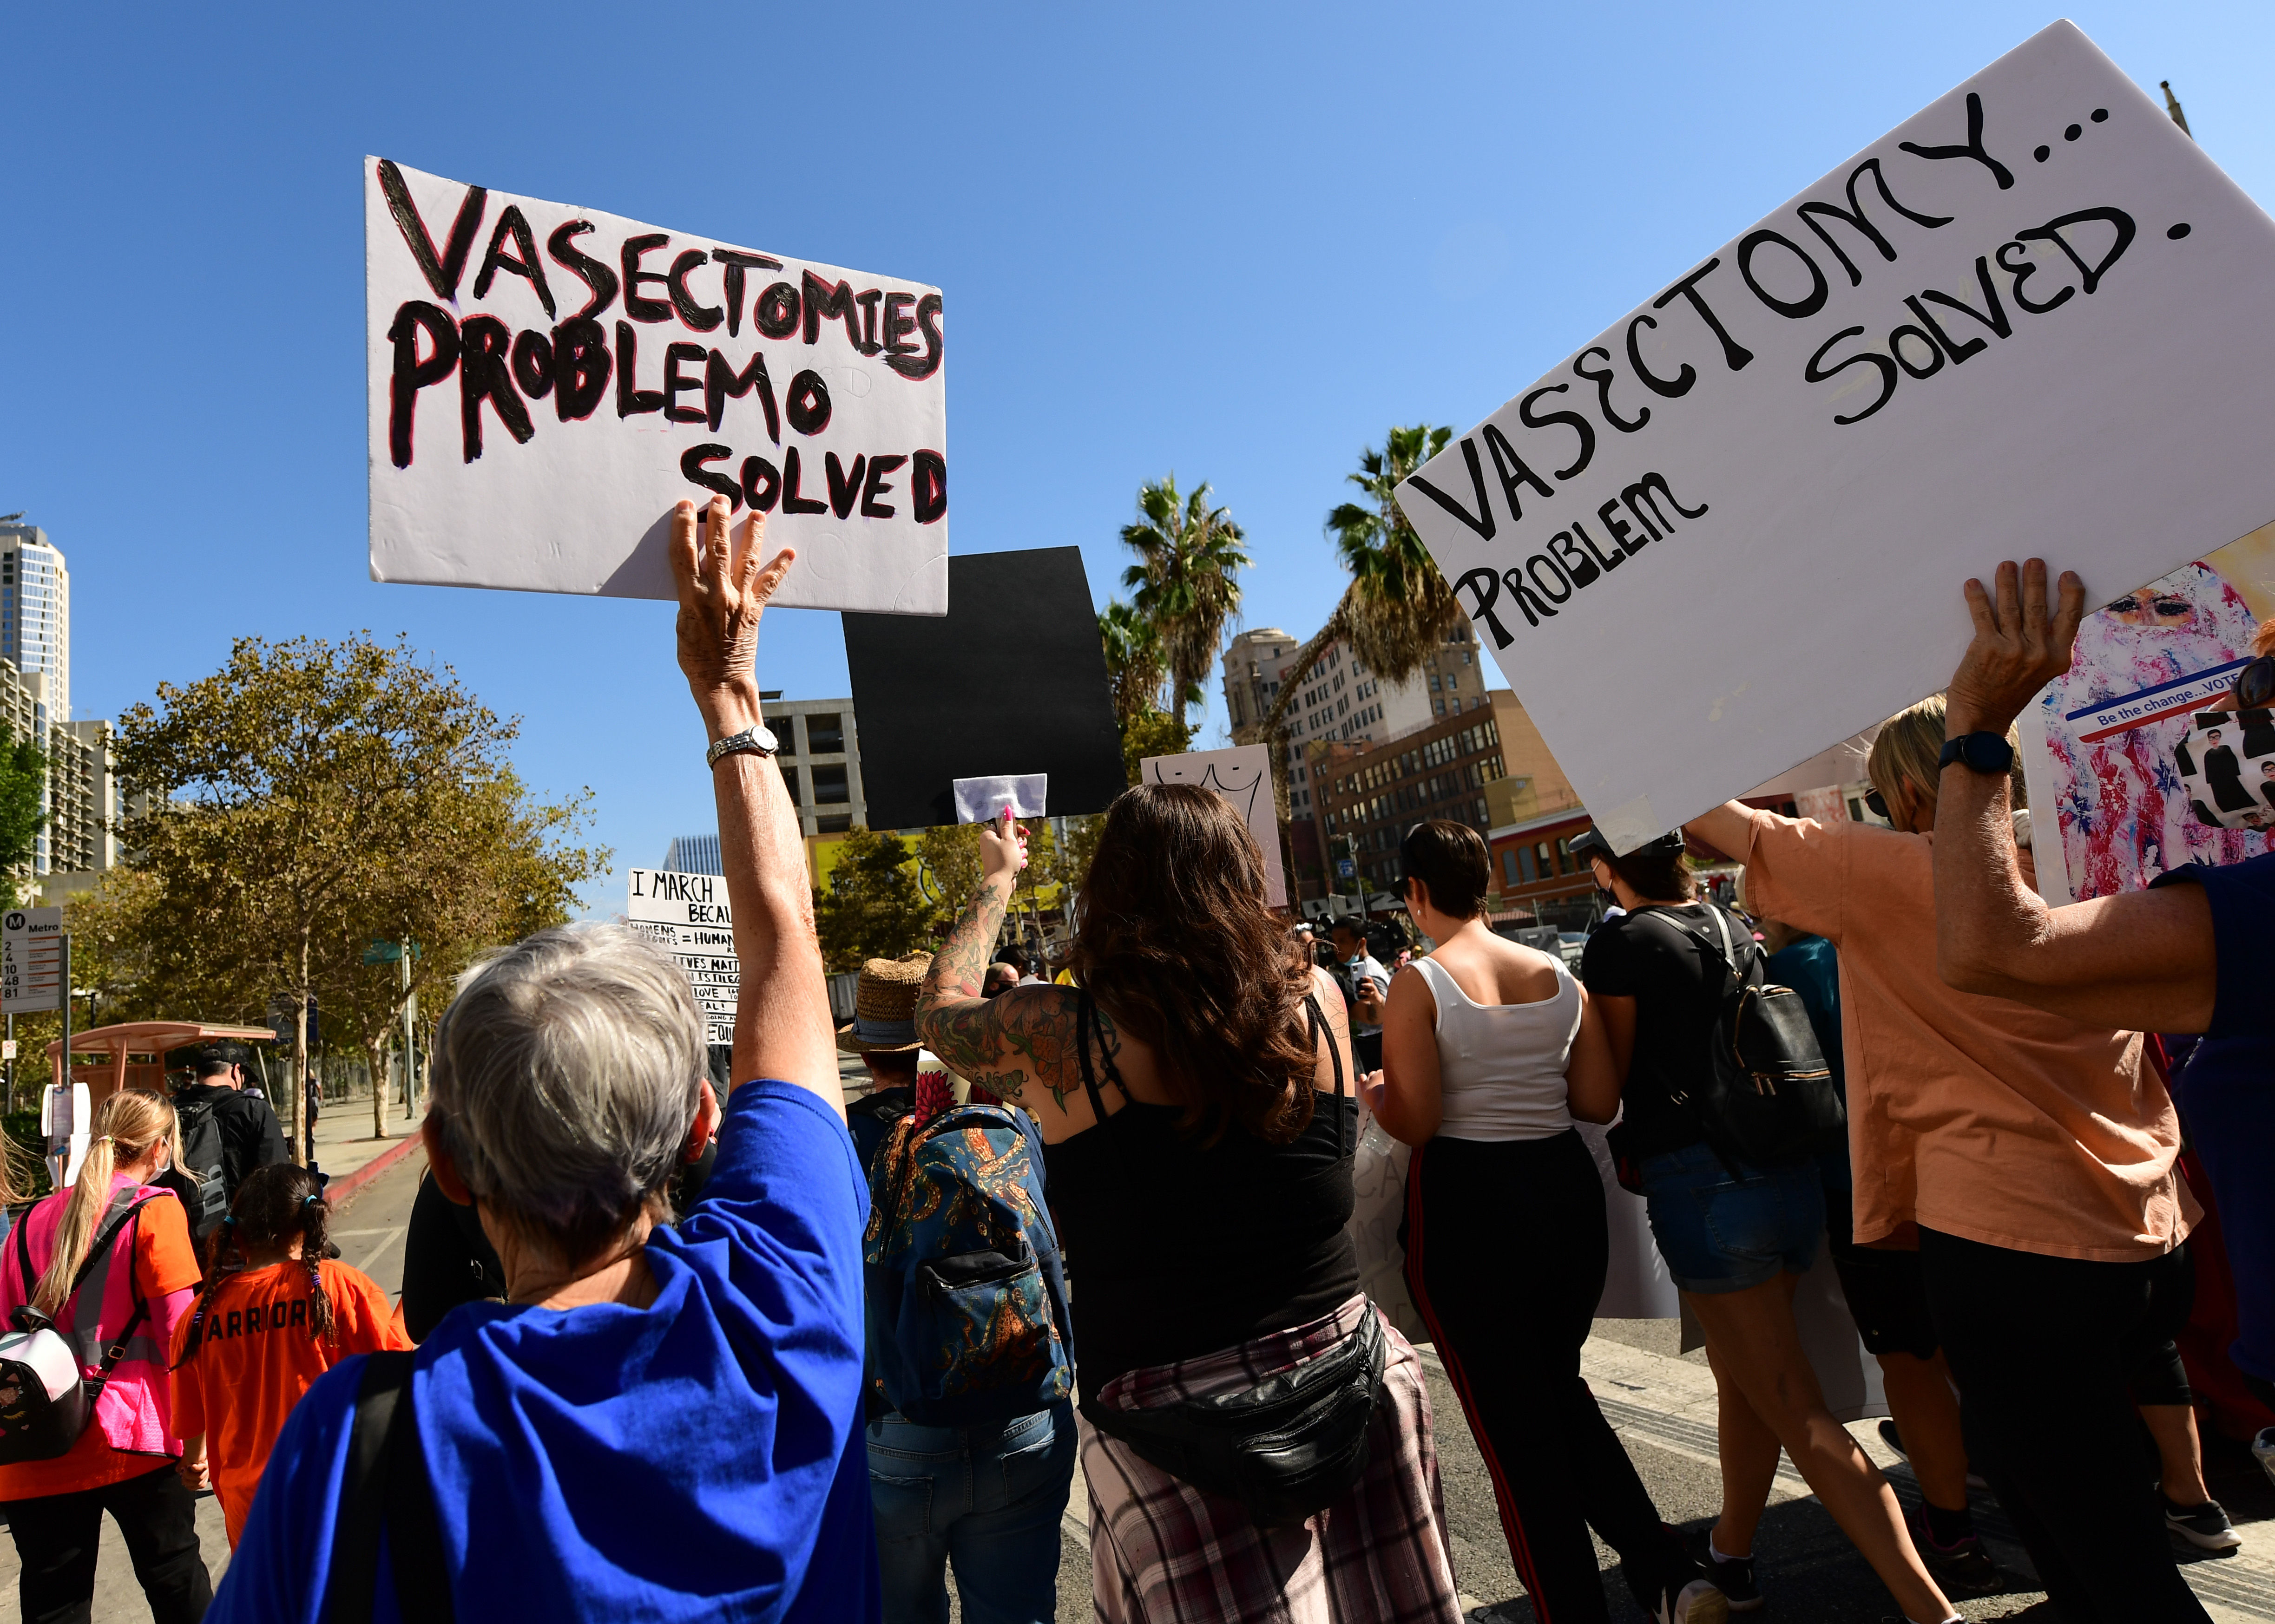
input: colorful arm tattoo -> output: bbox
[916,875,1118,1116]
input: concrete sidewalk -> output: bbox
[283,1089,423,1202]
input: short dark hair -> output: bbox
[996,943,1027,973]
[189,1040,251,1078]
[1400,820,1490,921]
[865,1048,919,1082]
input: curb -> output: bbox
[321,1132,424,1211]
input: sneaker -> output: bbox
[1908,1510,2001,1592]
[1879,1420,1990,1492]
[2165,1495,2243,1552]
[2254,1427,2275,1493]
[1680,1528,1762,1613]
[1652,1576,1731,1624]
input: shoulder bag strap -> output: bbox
[84,1205,150,1401]
[1634,904,1742,999]
[12,1209,31,1306]
[1303,994,1348,1159]
[325,1351,454,1624]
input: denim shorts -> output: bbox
[1639,1140,1824,1295]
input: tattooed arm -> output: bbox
[915,809,1111,1135]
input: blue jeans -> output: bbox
[866,1401,1074,1624]
[1638,1140,1823,1295]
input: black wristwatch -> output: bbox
[1939,732,2015,775]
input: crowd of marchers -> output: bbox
[1,502,2268,1624]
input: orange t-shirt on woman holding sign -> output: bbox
[169,1166,409,1545]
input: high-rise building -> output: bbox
[661,833,724,875]
[0,524,69,725]
[760,694,866,837]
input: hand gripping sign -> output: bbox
[365,158,947,613]
[1393,22,2275,852]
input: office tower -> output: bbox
[0,524,68,725]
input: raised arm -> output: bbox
[914,810,1097,1126]
[1933,558,2217,1033]
[672,495,843,1115]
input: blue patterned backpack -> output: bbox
[863,1104,1074,1426]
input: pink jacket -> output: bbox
[2,1179,199,1454]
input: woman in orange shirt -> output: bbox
[170,1163,408,1545]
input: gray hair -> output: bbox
[429,923,705,1263]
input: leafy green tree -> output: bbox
[113,634,605,1151]
[815,826,930,971]
[1119,477,1249,733]
[1118,706,1198,786]
[916,823,984,939]
[0,724,45,883]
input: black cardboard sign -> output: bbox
[844,547,1127,829]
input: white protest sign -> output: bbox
[1395,21,2275,852]
[366,158,947,613]
[2,907,63,1015]
[1141,744,1285,907]
[625,870,736,1046]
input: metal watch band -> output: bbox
[705,724,780,767]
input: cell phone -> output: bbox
[1354,1032,1384,1073]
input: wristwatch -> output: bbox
[1938,732,2015,775]
[705,724,781,768]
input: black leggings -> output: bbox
[1406,1131,1676,1624]
[3,1460,212,1624]
[1919,1228,2208,1624]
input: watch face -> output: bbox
[1964,733,2015,774]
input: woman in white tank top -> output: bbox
[1363,820,1727,1624]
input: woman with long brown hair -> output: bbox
[0,1086,213,1622]
[916,785,1461,1624]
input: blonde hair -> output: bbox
[31,1088,175,1319]
[2256,618,2274,659]
[1867,694,2025,814]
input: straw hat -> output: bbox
[837,954,933,1054]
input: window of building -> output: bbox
[815,812,853,834]
[1428,674,1441,691]
[1555,836,1575,874]
[779,762,802,805]
[805,713,846,754]
[1519,846,1539,883]
[1502,850,1520,885]
[1446,674,1459,690]
[810,763,850,804]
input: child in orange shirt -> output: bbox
[169,1163,410,1545]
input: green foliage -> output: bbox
[815,826,931,971]
[1119,476,1249,731]
[0,725,45,879]
[1119,706,1198,786]
[1324,424,1465,679]
[1051,815,1103,904]
[1097,600,1166,726]
[110,632,607,1144]
[916,822,984,937]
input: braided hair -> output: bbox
[176,1164,336,1366]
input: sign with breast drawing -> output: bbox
[1141,744,1285,907]
[1395,21,2275,851]
[365,158,947,613]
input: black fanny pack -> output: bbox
[1069,989,1386,1527]
[1079,1304,1387,1527]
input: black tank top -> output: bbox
[1042,991,1361,1394]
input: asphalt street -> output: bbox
[13,1135,2275,1623]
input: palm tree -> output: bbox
[1096,599,1166,727]
[1257,425,1465,851]
[1118,477,1249,732]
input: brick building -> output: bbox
[1313,692,1518,897]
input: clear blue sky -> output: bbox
[6,2,2272,913]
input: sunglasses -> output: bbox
[2235,655,2275,711]
[1864,789,1889,821]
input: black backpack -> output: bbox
[1638,904,1845,1170]
[169,1098,232,1244]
